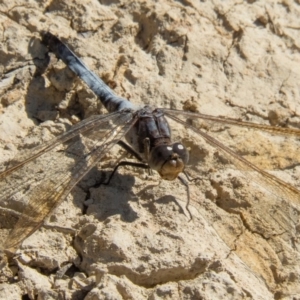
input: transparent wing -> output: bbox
[163,109,300,202]
[163,109,300,281]
[0,109,137,252]
[162,108,300,137]
[164,108,300,220]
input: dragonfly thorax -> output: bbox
[148,142,189,180]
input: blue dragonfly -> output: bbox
[1,32,300,254]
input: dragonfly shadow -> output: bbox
[136,183,187,218]
[155,195,186,216]
[25,36,81,123]
[86,172,139,223]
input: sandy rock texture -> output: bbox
[1,0,300,299]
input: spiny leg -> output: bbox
[118,141,145,162]
[98,161,149,187]
[182,170,200,182]
[95,140,149,186]
[143,138,153,176]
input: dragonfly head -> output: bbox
[149,143,189,180]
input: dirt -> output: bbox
[0,0,300,299]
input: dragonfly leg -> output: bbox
[117,141,145,162]
[182,170,200,182]
[178,174,193,221]
[143,138,152,176]
[95,141,150,187]
[97,161,150,187]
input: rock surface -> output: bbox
[0,0,300,299]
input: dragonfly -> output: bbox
[1,32,300,262]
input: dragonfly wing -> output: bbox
[0,112,120,180]
[164,109,300,201]
[162,108,300,137]
[166,112,300,230]
[164,110,300,249]
[0,110,137,252]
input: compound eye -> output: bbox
[148,142,189,178]
[172,143,189,164]
[153,145,173,161]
